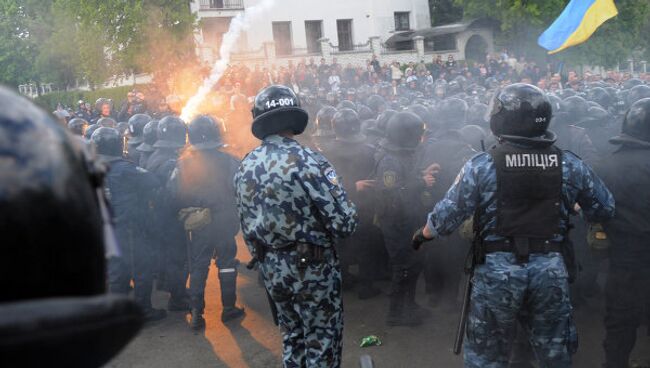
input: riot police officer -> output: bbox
[168,115,244,330]
[313,106,337,151]
[136,120,159,168]
[412,83,615,367]
[0,86,143,368]
[234,85,358,368]
[91,127,166,322]
[68,117,88,136]
[375,111,430,326]
[321,108,381,299]
[126,113,152,164]
[597,98,650,368]
[145,116,189,311]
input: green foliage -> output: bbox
[33,85,144,112]
[429,0,464,26]
[0,0,196,90]
[455,0,650,68]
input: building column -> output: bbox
[641,60,647,74]
[414,36,425,62]
[319,38,332,60]
[263,41,276,65]
[628,59,634,75]
[370,36,382,56]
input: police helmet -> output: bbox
[188,115,224,150]
[366,94,387,114]
[489,83,554,144]
[68,118,88,136]
[459,124,487,150]
[561,96,589,120]
[332,108,364,143]
[336,100,356,111]
[382,112,424,151]
[622,78,644,90]
[91,127,122,157]
[97,117,117,128]
[438,98,468,128]
[408,104,435,131]
[611,98,650,144]
[586,87,612,109]
[357,105,375,121]
[467,103,488,126]
[626,85,650,106]
[136,120,159,153]
[127,114,152,144]
[314,106,337,137]
[251,85,308,140]
[375,109,397,135]
[154,116,187,149]
[84,123,101,140]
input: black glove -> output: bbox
[411,227,431,250]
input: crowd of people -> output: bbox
[33,52,650,368]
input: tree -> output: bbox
[0,0,37,88]
[455,0,650,68]
[429,0,464,26]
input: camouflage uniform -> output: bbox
[425,150,614,368]
[234,134,358,368]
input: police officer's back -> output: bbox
[234,85,357,368]
[413,84,615,368]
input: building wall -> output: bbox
[194,0,431,52]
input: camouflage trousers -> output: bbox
[260,247,343,368]
[464,252,577,368]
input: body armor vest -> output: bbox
[489,142,563,239]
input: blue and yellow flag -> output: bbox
[538,0,618,54]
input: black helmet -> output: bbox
[188,115,224,150]
[116,122,129,137]
[361,119,382,138]
[561,96,589,120]
[154,116,187,148]
[586,106,612,123]
[332,108,364,143]
[336,100,356,111]
[366,94,387,114]
[127,114,152,144]
[94,97,111,112]
[0,86,143,366]
[251,85,308,140]
[68,118,88,136]
[467,103,488,125]
[459,124,487,150]
[438,98,468,128]
[622,78,644,90]
[91,127,122,157]
[136,120,159,153]
[314,106,337,137]
[489,83,554,144]
[407,104,434,131]
[84,123,101,140]
[626,85,650,106]
[611,98,650,144]
[376,109,397,135]
[382,112,424,151]
[586,87,612,109]
[547,94,563,114]
[357,105,375,121]
[97,117,117,128]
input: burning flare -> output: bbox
[180,0,275,122]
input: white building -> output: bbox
[191,0,431,63]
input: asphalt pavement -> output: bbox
[106,237,650,368]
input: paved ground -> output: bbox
[107,237,650,368]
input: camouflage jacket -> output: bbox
[234,135,358,253]
[426,147,615,242]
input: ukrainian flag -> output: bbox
[538,0,618,54]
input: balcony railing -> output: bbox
[199,0,244,10]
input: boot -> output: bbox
[219,268,245,323]
[190,308,206,330]
[386,269,421,327]
[405,273,431,320]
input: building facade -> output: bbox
[191,0,431,63]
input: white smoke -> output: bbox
[180,0,275,122]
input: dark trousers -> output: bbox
[188,225,238,312]
[162,221,189,301]
[108,227,154,309]
[603,266,650,368]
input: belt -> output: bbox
[484,239,563,254]
[253,241,329,263]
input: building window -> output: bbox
[394,12,410,31]
[272,21,292,56]
[305,20,323,54]
[337,19,353,51]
